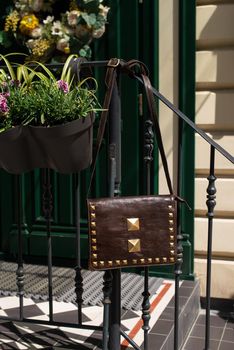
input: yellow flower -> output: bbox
[31,38,51,57]
[4,11,20,32]
[19,14,39,35]
[64,46,70,54]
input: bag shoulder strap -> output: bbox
[88,58,174,195]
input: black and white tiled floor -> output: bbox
[0,282,175,349]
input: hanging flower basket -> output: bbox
[0,113,94,174]
[0,54,99,174]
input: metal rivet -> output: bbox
[170,257,175,263]
[155,258,160,263]
[127,218,140,231]
[140,258,145,264]
[93,262,98,267]
[128,239,141,253]
[92,246,97,251]
[148,258,152,263]
[115,260,121,265]
[122,260,128,265]
[132,259,138,264]
[169,213,173,218]
[92,254,97,259]
[99,261,104,267]
[108,261,113,266]
[163,257,167,263]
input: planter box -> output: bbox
[0,113,95,174]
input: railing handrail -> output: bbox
[135,75,234,165]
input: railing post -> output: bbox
[75,172,83,324]
[107,79,121,350]
[43,168,53,322]
[204,145,216,350]
[141,119,154,349]
[16,174,24,321]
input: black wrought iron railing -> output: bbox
[0,59,233,350]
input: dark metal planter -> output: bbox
[0,113,95,174]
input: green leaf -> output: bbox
[0,31,12,48]
[81,13,97,26]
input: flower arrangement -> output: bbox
[0,0,110,62]
[0,54,100,132]
[0,53,100,173]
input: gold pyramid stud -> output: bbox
[169,213,173,218]
[148,258,152,263]
[90,205,95,211]
[140,258,145,264]
[92,246,97,251]
[99,261,104,267]
[127,218,140,231]
[91,230,96,235]
[169,227,174,232]
[169,220,174,225]
[168,205,173,209]
[92,253,97,259]
[163,257,167,263]
[128,239,141,253]
[155,257,160,263]
[170,250,175,255]
[170,242,174,247]
[91,213,96,219]
[115,260,121,265]
[170,235,174,241]
[132,259,138,264]
[91,222,96,228]
[122,260,128,265]
[170,257,175,262]
[108,261,113,266]
[93,262,98,267]
[92,238,97,244]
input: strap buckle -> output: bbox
[107,58,120,68]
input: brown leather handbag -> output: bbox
[87,59,180,270]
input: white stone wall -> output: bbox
[195,0,234,298]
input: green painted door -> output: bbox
[0,0,195,279]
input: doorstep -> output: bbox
[0,279,200,349]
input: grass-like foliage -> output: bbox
[0,54,100,132]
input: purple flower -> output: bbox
[0,94,9,114]
[57,80,69,94]
[10,79,21,87]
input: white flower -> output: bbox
[51,21,63,37]
[26,39,35,50]
[56,38,70,53]
[43,16,54,25]
[99,4,110,18]
[32,0,44,12]
[92,26,105,39]
[67,10,80,27]
[30,26,42,38]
